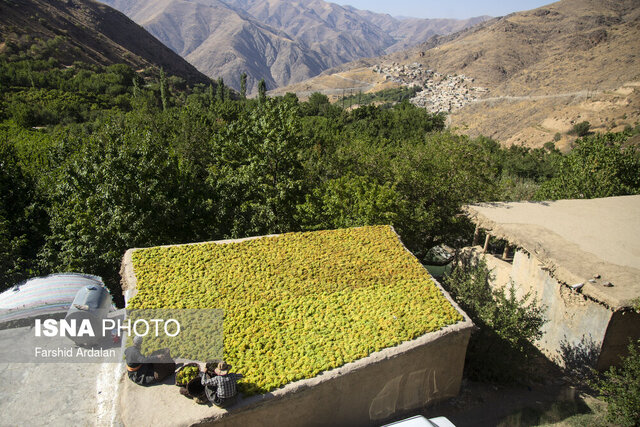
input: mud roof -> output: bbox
[463,195,640,310]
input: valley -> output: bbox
[272,0,640,148]
[97,0,488,93]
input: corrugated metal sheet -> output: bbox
[0,273,109,323]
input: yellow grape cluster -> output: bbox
[128,226,464,395]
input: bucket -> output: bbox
[187,376,205,398]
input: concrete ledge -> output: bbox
[118,318,472,427]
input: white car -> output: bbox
[382,415,456,427]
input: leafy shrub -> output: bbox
[442,255,546,383]
[569,121,591,137]
[591,340,640,426]
[536,132,640,200]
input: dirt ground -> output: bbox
[383,354,604,427]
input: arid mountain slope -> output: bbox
[276,0,640,148]
[348,9,491,53]
[99,0,488,92]
[0,0,209,84]
[223,0,395,64]
[405,0,640,94]
[101,0,323,92]
[224,0,489,71]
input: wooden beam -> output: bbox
[472,225,480,246]
[483,234,490,253]
[502,243,510,260]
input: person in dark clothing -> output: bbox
[201,361,242,407]
[124,336,175,385]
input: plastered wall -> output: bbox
[197,327,472,427]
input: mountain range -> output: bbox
[276,0,640,149]
[0,0,209,85]
[98,0,489,93]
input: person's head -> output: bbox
[215,361,231,376]
[205,361,218,374]
[133,336,143,348]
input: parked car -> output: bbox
[382,415,456,427]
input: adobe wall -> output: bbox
[473,248,615,369]
[509,251,613,367]
[119,244,474,427]
[197,325,472,427]
[598,309,640,369]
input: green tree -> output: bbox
[301,92,331,116]
[258,79,267,103]
[208,98,305,236]
[132,75,142,98]
[0,135,46,289]
[388,133,497,254]
[159,68,169,111]
[240,73,247,99]
[208,84,215,106]
[570,121,591,137]
[216,77,225,103]
[298,174,404,230]
[443,256,546,382]
[536,132,640,200]
[592,339,640,426]
[40,118,200,302]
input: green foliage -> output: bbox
[298,174,403,230]
[591,340,640,426]
[159,68,169,111]
[341,101,445,143]
[216,77,225,102]
[341,85,421,107]
[536,132,640,200]
[300,92,338,117]
[442,256,546,383]
[39,117,205,302]
[240,72,247,98]
[0,134,47,289]
[208,98,306,236]
[569,121,591,137]
[258,78,266,103]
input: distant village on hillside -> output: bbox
[372,63,489,113]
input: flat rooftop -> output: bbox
[119,225,472,425]
[464,195,640,310]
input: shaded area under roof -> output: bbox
[463,195,640,310]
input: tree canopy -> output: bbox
[1,39,639,303]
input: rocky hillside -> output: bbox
[277,0,640,149]
[100,0,323,93]
[401,0,640,95]
[99,0,488,93]
[0,0,209,85]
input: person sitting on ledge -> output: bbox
[201,361,242,408]
[124,336,175,385]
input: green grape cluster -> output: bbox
[176,365,200,385]
[128,226,464,396]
